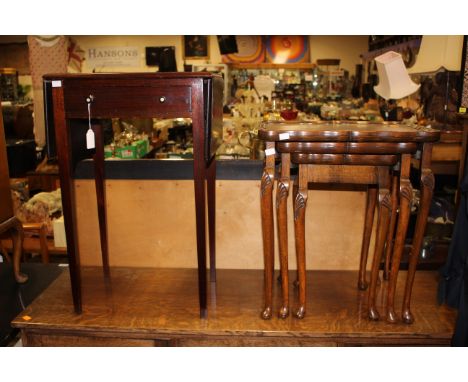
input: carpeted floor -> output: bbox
[0,261,64,346]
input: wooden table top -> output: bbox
[11,267,456,345]
[43,72,222,81]
[259,120,441,143]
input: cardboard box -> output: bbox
[105,139,149,159]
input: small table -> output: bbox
[258,121,440,323]
[45,73,223,318]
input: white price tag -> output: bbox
[86,128,95,149]
[265,148,276,156]
[279,133,290,141]
[51,80,62,88]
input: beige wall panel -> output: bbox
[309,35,368,73]
[71,35,368,75]
[75,179,374,270]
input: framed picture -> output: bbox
[183,36,209,60]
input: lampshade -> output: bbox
[374,51,420,100]
[408,35,464,74]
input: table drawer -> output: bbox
[63,81,192,119]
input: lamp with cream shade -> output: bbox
[408,35,464,128]
[408,35,464,74]
[372,50,420,121]
[374,51,420,100]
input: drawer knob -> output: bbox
[159,96,166,103]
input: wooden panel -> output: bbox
[23,333,156,347]
[305,165,379,184]
[74,179,369,270]
[292,153,398,166]
[174,337,337,346]
[175,336,448,346]
[21,331,450,347]
[431,143,462,161]
[277,141,418,154]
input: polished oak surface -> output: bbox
[12,268,456,346]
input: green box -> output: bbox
[105,139,149,159]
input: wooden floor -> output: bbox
[12,267,457,346]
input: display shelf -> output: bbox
[229,63,316,70]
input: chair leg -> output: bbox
[358,185,377,291]
[1,241,11,263]
[11,218,28,284]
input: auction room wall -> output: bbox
[72,35,368,74]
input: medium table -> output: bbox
[259,121,440,323]
[45,73,223,318]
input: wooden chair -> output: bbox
[0,102,28,283]
[1,221,67,264]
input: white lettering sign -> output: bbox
[87,46,140,68]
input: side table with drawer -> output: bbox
[45,73,223,318]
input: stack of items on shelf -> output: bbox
[104,121,150,160]
[217,88,265,160]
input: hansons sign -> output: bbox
[87,46,140,68]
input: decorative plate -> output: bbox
[221,36,265,64]
[265,36,310,64]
